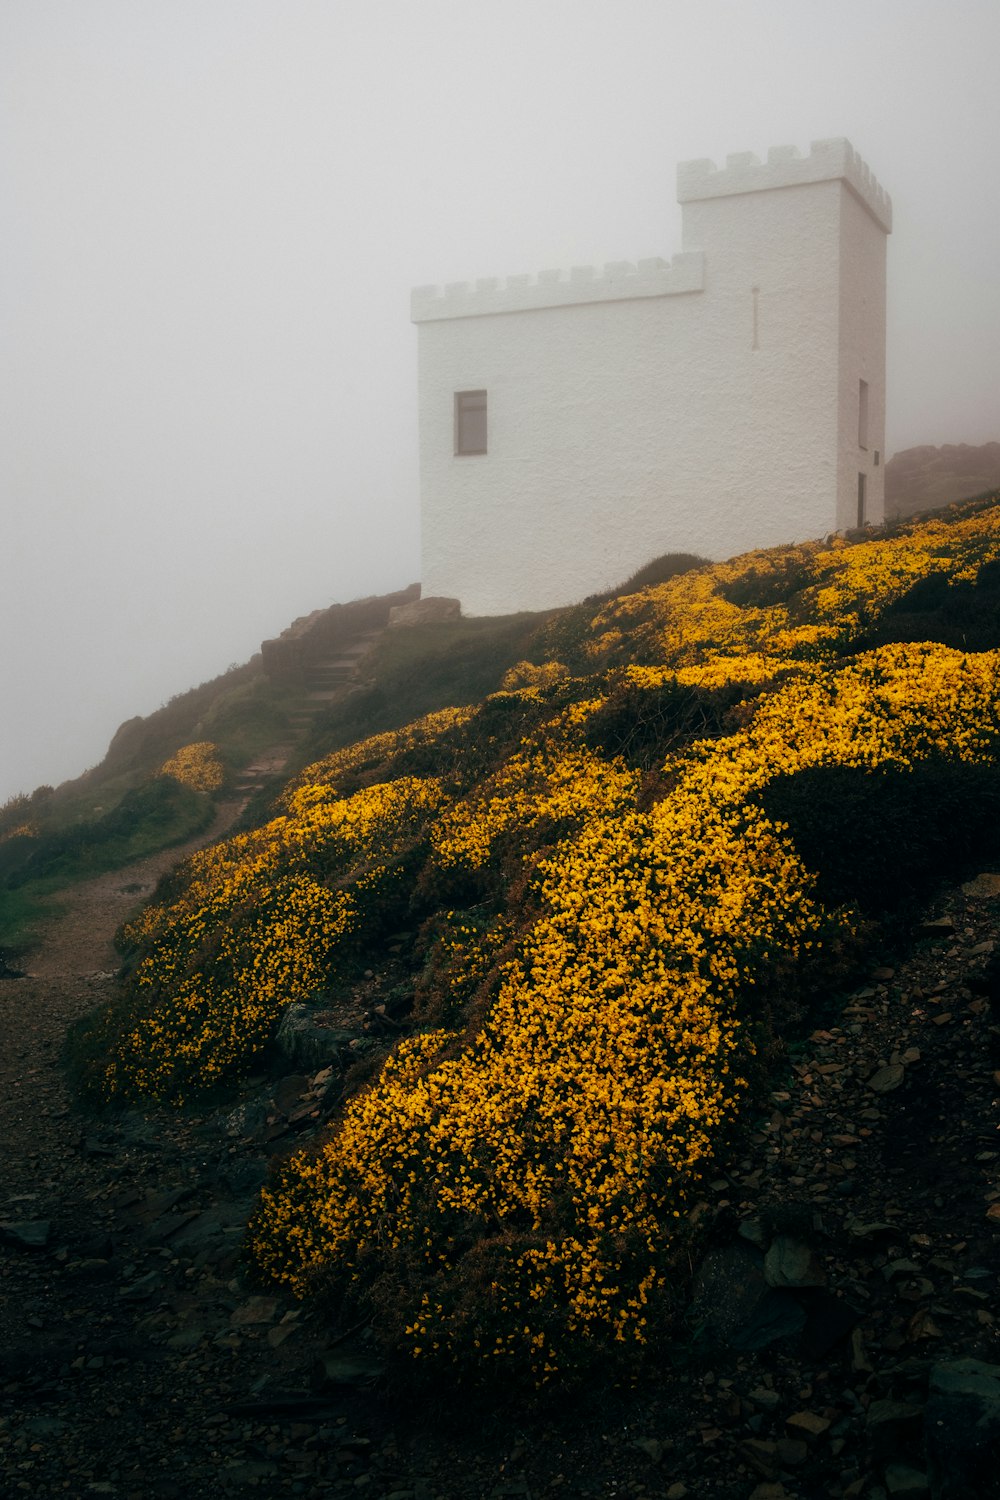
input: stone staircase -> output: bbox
[231,748,296,802]
[228,585,423,805]
[231,628,385,801]
[286,630,381,733]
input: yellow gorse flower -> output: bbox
[157,741,226,793]
[102,776,445,1099]
[251,635,1000,1380]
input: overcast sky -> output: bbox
[2,0,999,804]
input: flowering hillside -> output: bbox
[90,495,1000,1388]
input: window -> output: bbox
[455,390,487,456]
[858,379,869,450]
[857,472,867,529]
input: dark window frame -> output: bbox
[454,389,487,456]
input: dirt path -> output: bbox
[0,800,344,1499]
[0,797,249,1216]
[20,798,248,980]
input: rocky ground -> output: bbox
[3,824,1000,1498]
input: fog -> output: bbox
[2,0,998,805]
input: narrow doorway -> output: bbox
[857,472,867,528]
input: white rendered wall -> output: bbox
[837,187,888,528]
[414,141,890,617]
[678,179,844,559]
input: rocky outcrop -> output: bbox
[886,442,1000,521]
[387,595,461,627]
[273,1001,362,1073]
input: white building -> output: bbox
[412,140,891,618]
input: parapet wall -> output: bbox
[412,139,889,329]
[677,138,892,233]
[411,251,704,323]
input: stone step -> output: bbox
[275,628,384,737]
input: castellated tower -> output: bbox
[412,139,891,617]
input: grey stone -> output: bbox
[884,1466,929,1498]
[0,1219,51,1249]
[868,1064,905,1093]
[738,1217,767,1247]
[143,1209,200,1245]
[313,1348,385,1389]
[214,1157,268,1199]
[24,1417,67,1438]
[692,1241,809,1350]
[166,1327,206,1351]
[776,1437,808,1466]
[867,1399,924,1431]
[171,1203,248,1253]
[224,1096,270,1139]
[764,1235,826,1288]
[925,1359,1000,1499]
[220,1461,280,1487]
[119,1269,166,1301]
[62,1257,115,1281]
[692,1241,768,1341]
[230,1295,279,1326]
[275,1002,356,1071]
[731,1290,807,1351]
[849,1220,899,1240]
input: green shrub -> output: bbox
[582,674,742,770]
[718,547,816,609]
[845,560,1000,656]
[1,778,213,891]
[611,551,710,596]
[759,758,1000,917]
[299,615,544,765]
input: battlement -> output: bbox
[411,251,704,323]
[677,138,892,233]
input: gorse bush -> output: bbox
[85,775,445,1102]
[611,551,709,597]
[582,670,744,770]
[248,640,1000,1386]
[89,495,1000,1389]
[500,660,569,691]
[158,741,226,793]
[582,496,1000,666]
